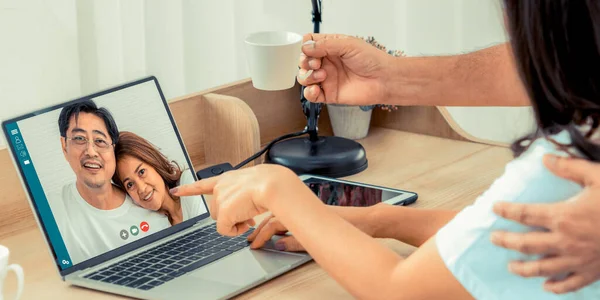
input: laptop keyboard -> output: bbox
[83,223,254,291]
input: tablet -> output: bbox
[299,174,418,207]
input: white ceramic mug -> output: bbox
[0,245,23,300]
[244,31,303,91]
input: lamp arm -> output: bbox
[311,0,322,33]
[302,0,323,142]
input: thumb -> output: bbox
[543,154,598,186]
[275,236,305,252]
[170,176,218,196]
[302,36,358,58]
[232,220,254,236]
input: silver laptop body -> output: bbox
[68,220,311,300]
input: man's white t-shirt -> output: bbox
[59,183,172,264]
[179,170,208,221]
[436,131,600,299]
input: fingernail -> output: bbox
[275,243,286,251]
[545,155,557,166]
[492,202,505,214]
[490,232,500,243]
[308,59,319,69]
[298,69,313,80]
[508,263,517,273]
[302,40,316,49]
[169,187,178,194]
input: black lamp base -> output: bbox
[265,136,368,178]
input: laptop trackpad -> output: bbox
[189,248,304,286]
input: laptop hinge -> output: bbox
[194,218,214,227]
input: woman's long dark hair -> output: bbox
[505,0,600,160]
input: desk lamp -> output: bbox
[263,0,368,177]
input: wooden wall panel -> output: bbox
[170,79,334,150]
[371,106,470,142]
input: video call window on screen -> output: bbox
[6,80,208,268]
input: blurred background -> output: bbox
[0,0,534,147]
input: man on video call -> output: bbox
[57,100,170,264]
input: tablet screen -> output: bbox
[303,178,404,207]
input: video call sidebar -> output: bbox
[5,122,74,269]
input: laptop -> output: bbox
[1,76,312,300]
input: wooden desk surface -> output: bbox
[3,127,513,300]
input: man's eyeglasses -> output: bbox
[65,135,113,152]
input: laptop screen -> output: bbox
[2,78,208,272]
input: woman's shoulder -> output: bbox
[434,131,591,299]
[476,131,582,206]
[506,131,579,179]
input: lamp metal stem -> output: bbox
[304,0,322,142]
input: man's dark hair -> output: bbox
[58,100,119,145]
[504,0,600,161]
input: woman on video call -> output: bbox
[113,131,204,226]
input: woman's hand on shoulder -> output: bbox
[492,155,600,294]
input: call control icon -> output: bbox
[119,229,129,240]
[140,221,149,232]
[130,225,139,236]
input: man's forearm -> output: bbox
[329,204,458,247]
[385,43,529,107]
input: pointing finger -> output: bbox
[170,176,219,196]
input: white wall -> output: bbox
[0,0,82,147]
[0,0,533,148]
